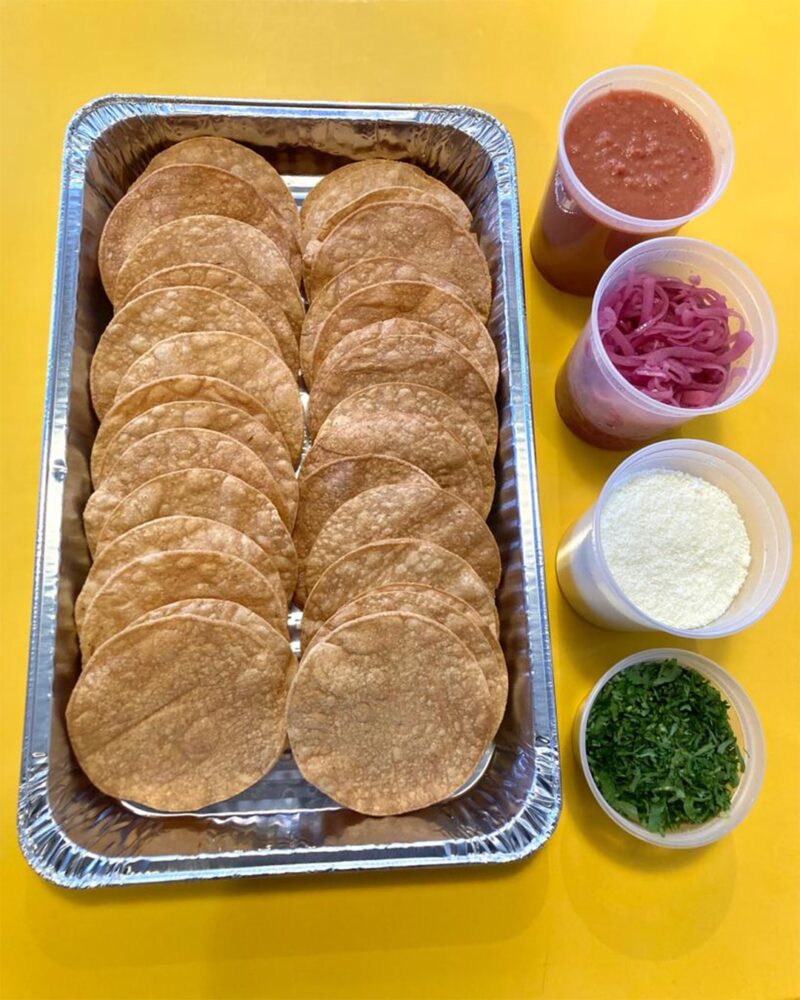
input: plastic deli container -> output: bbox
[556,440,791,637]
[531,65,734,296]
[555,237,777,449]
[575,648,766,848]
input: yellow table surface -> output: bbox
[1,1,798,998]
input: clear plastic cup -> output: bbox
[556,440,791,637]
[574,648,766,848]
[555,237,777,449]
[531,65,734,295]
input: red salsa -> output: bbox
[565,90,714,219]
[533,89,715,295]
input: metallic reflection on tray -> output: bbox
[17,96,560,886]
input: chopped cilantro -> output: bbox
[585,659,744,834]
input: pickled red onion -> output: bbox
[599,271,753,407]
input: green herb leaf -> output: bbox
[586,660,744,835]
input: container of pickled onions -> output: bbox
[555,237,777,449]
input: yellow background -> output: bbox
[1,1,798,997]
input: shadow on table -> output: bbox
[559,755,737,959]
[555,634,738,961]
[32,843,553,971]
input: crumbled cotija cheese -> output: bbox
[599,469,751,629]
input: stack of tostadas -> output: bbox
[290,161,505,816]
[70,139,302,812]
[68,146,506,818]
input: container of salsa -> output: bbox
[531,65,734,295]
[556,237,777,449]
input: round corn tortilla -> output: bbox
[305,202,491,315]
[305,281,498,390]
[342,382,495,499]
[75,515,285,631]
[113,216,304,334]
[311,185,469,249]
[306,585,507,740]
[93,400,297,525]
[306,320,497,449]
[67,615,294,811]
[288,611,490,816]
[99,164,292,299]
[83,427,292,555]
[135,137,299,239]
[128,161,301,284]
[130,599,276,644]
[292,455,435,604]
[300,482,501,605]
[300,159,471,248]
[95,468,298,597]
[118,264,299,373]
[300,538,498,648]
[91,375,283,483]
[90,286,285,418]
[341,581,500,645]
[301,256,471,369]
[113,332,304,463]
[79,550,289,661]
[129,599,299,745]
[303,392,491,517]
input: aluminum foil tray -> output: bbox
[17,96,561,887]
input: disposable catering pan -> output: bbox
[17,96,561,887]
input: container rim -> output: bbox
[576,647,766,848]
[556,64,734,234]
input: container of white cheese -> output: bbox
[556,439,790,637]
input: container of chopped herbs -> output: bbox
[576,649,765,847]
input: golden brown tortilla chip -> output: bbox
[94,399,297,523]
[306,319,497,449]
[300,159,471,249]
[303,391,491,517]
[125,159,303,285]
[91,375,281,483]
[311,185,469,249]
[118,264,299,373]
[292,455,435,606]
[113,216,304,334]
[113,332,304,464]
[79,550,289,660]
[83,427,292,554]
[341,383,494,500]
[306,280,497,390]
[300,482,501,604]
[301,256,472,372]
[90,286,285,418]
[68,615,294,811]
[305,202,490,315]
[100,164,285,299]
[75,515,285,631]
[300,538,498,648]
[135,137,299,238]
[334,581,499,644]
[130,598,276,644]
[94,397,293,485]
[95,468,298,598]
[288,611,490,815]
[306,585,507,740]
